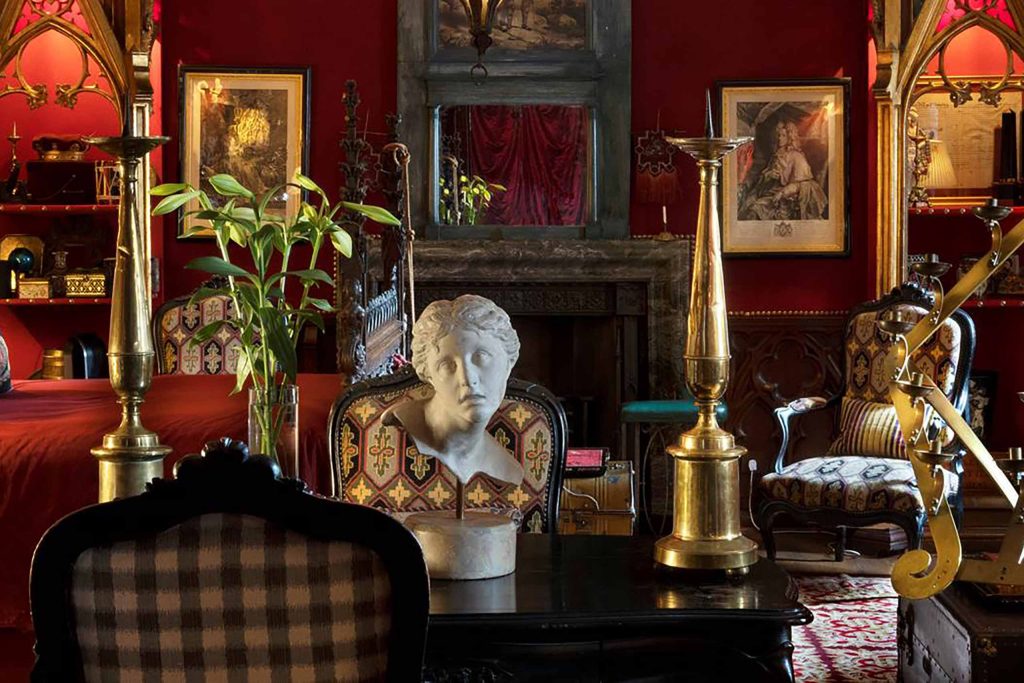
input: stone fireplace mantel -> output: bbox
[411,239,690,398]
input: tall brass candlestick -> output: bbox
[85,127,171,502]
[658,95,758,574]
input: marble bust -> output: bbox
[384,294,524,486]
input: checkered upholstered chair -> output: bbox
[30,438,429,683]
[153,278,243,375]
[328,367,567,533]
[756,282,975,560]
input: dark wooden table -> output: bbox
[425,534,812,682]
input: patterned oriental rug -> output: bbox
[792,575,898,683]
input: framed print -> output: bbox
[718,79,850,256]
[178,66,310,238]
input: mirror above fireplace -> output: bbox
[398,0,630,240]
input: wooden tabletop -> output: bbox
[429,533,811,630]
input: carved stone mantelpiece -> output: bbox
[409,239,690,399]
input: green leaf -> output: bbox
[152,190,201,216]
[289,268,334,286]
[230,353,252,395]
[187,320,228,347]
[259,308,297,381]
[293,171,325,196]
[292,309,326,331]
[329,228,353,258]
[185,256,251,278]
[342,201,402,227]
[209,174,255,199]
[151,182,189,196]
[306,297,335,312]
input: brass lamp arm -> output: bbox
[771,395,840,475]
[889,207,1024,600]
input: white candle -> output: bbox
[662,205,668,226]
[11,121,15,137]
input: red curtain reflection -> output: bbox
[468,105,586,226]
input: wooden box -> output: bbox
[65,272,106,297]
[898,583,1024,682]
[558,460,635,535]
[17,277,50,299]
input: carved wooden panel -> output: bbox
[726,313,846,496]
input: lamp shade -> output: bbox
[925,139,958,190]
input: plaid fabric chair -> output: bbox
[328,367,567,533]
[153,280,243,375]
[30,439,429,683]
[756,282,975,560]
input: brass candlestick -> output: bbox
[657,94,758,574]
[85,126,171,502]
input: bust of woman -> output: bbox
[383,294,524,486]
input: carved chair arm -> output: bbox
[771,395,841,474]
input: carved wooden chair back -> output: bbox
[30,439,429,682]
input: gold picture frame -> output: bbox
[718,79,850,257]
[178,66,310,238]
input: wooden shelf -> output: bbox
[0,297,110,305]
[911,205,1024,217]
[0,204,118,215]
[962,298,1024,309]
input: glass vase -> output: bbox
[248,384,299,479]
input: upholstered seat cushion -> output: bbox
[759,456,959,513]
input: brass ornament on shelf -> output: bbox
[888,198,1024,599]
[655,94,758,575]
[85,121,171,503]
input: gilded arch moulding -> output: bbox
[875,0,1024,296]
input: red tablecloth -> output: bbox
[0,373,342,631]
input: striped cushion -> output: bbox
[71,513,391,682]
[827,397,910,459]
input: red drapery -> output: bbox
[468,105,587,226]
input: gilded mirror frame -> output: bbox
[397,0,630,240]
[875,0,1024,295]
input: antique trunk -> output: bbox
[558,460,636,535]
[898,582,1024,682]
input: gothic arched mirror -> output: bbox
[875,0,1024,292]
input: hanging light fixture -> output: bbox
[459,0,507,77]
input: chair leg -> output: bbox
[760,507,779,561]
[901,513,926,550]
[834,525,847,562]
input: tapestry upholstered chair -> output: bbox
[152,279,242,376]
[30,438,429,683]
[328,366,567,533]
[756,282,975,560]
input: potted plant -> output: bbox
[152,170,400,475]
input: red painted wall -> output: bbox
[630,0,873,312]
[4,1,874,375]
[158,0,874,310]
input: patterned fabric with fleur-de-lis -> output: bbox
[335,383,556,532]
[844,304,960,403]
[155,294,244,375]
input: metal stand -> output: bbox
[654,96,758,572]
[86,129,170,502]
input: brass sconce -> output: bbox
[459,0,506,78]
